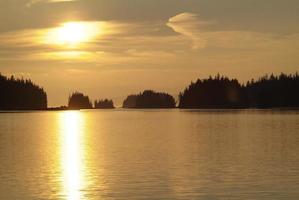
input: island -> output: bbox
[68,92,92,110]
[123,90,176,109]
[94,99,115,109]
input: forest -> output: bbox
[0,74,47,110]
[179,73,299,109]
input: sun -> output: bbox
[57,22,88,45]
[46,21,102,47]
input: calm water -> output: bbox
[0,110,299,200]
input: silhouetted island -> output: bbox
[94,99,115,109]
[179,73,299,109]
[123,90,176,108]
[0,74,47,110]
[68,92,92,110]
[1,72,298,110]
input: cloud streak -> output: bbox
[167,13,209,49]
[26,0,76,7]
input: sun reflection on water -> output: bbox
[60,111,86,200]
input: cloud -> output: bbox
[167,13,209,49]
[26,0,76,7]
[1,14,298,71]
[0,20,182,63]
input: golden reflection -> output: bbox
[46,21,103,47]
[59,111,86,200]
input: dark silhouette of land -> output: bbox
[0,74,47,110]
[68,92,92,110]
[122,95,138,108]
[94,99,115,109]
[1,72,298,110]
[245,73,299,108]
[47,106,68,111]
[179,74,247,109]
[123,90,176,108]
[179,73,299,109]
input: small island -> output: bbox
[94,99,115,109]
[123,90,176,109]
[68,92,92,110]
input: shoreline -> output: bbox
[0,107,299,112]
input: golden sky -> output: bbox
[0,0,299,106]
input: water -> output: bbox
[0,110,299,200]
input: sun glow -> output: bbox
[46,21,103,47]
[60,111,86,200]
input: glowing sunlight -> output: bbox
[60,111,86,200]
[46,22,103,47]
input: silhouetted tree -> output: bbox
[0,74,47,110]
[179,73,299,109]
[68,92,92,110]
[246,73,299,108]
[122,95,138,108]
[94,99,115,109]
[123,90,176,108]
[179,75,247,109]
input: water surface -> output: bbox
[0,110,299,200]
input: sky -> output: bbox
[0,0,299,106]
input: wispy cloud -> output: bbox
[26,0,76,7]
[167,13,210,49]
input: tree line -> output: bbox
[1,72,298,110]
[68,90,175,110]
[68,72,299,109]
[0,74,47,110]
[68,92,115,109]
[179,73,299,109]
[122,90,176,108]
[245,73,299,108]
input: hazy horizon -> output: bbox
[1,0,299,106]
